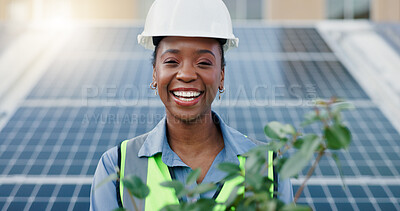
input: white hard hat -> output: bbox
[137,0,239,52]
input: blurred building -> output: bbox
[0,0,399,22]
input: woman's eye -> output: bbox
[164,60,178,64]
[198,62,212,66]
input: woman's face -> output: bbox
[153,36,224,122]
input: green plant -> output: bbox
[99,98,354,211]
[262,98,353,202]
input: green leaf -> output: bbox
[190,183,217,195]
[325,124,351,150]
[222,172,241,182]
[279,135,320,179]
[160,180,186,198]
[244,192,271,206]
[242,145,269,157]
[332,153,346,189]
[245,153,266,175]
[280,203,312,211]
[189,198,217,210]
[161,204,182,211]
[252,196,279,211]
[95,173,118,190]
[274,157,287,173]
[264,121,287,140]
[186,168,201,185]
[294,134,318,150]
[217,162,241,174]
[112,208,128,211]
[282,124,296,135]
[300,111,320,127]
[332,102,355,114]
[293,138,304,149]
[266,141,286,152]
[245,173,264,191]
[122,175,150,199]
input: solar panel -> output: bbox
[293,184,400,211]
[375,23,400,55]
[234,28,332,53]
[0,26,399,210]
[0,184,90,210]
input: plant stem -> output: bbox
[294,150,324,203]
[127,189,140,211]
[278,132,298,157]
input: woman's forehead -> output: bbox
[159,37,219,48]
[157,37,221,56]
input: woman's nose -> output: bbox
[176,63,197,82]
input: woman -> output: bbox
[90,0,293,210]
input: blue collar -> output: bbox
[137,111,256,166]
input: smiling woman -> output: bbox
[154,37,223,122]
[90,0,293,210]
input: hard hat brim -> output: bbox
[137,34,239,52]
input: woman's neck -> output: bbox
[166,111,222,153]
[165,111,224,182]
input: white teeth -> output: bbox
[172,91,201,98]
[177,97,195,102]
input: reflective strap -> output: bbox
[214,151,274,210]
[268,150,274,198]
[119,140,128,206]
[213,156,246,210]
[145,154,179,210]
[215,156,246,203]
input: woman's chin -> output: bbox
[165,107,211,124]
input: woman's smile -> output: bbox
[170,88,204,106]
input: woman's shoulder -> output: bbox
[99,132,152,163]
[98,146,118,167]
[245,136,267,146]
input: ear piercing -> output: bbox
[150,81,158,95]
[218,87,225,100]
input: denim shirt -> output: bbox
[90,112,293,211]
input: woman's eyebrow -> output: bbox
[196,49,215,58]
[161,49,180,56]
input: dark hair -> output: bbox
[152,36,226,68]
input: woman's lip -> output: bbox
[170,91,203,106]
[170,87,202,92]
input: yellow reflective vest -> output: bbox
[117,135,276,211]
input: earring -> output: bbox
[218,87,225,100]
[150,81,158,95]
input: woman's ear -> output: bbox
[220,67,225,88]
[152,67,157,82]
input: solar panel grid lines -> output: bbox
[293,184,400,211]
[0,184,91,211]
[2,108,44,175]
[26,108,65,175]
[289,29,308,52]
[353,109,399,176]
[320,184,339,211]
[325,61,358,98]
